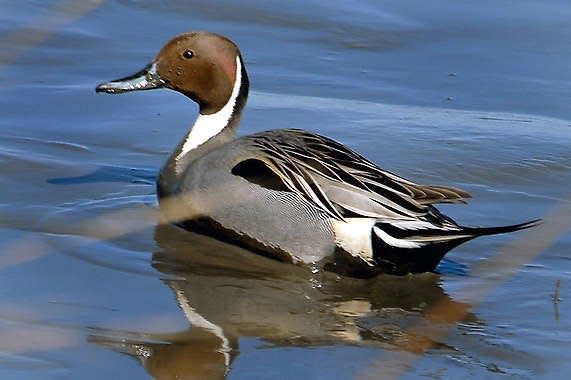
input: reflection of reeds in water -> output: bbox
[553,278,562,321]
[0,0,110,362]
[0,0,106,68]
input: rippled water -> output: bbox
[1,1,570,379]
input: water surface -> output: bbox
[1,1,570,379]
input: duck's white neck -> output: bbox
[176,55,242,161]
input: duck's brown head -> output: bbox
[96,32,248,115]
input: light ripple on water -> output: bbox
[250,90,571,140]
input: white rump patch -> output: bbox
[373,226,425,249]
[177,55,242,160]
[333,218,376,265]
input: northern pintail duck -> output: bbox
[96,32,538,275]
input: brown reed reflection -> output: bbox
[0,0,106,69]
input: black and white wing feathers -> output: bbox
[234,129,470,221]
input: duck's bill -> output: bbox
[96,62,165,94]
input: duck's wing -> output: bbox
[233,129,471,221]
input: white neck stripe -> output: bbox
[176,55,242,161]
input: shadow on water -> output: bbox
[88,224,477,379]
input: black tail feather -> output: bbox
[462,219,542,237]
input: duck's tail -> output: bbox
[459,219,541,237]
[371,219,541,275]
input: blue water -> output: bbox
[1,1,570,379]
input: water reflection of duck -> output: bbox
[96,31,538,275]
[89,225,477,379]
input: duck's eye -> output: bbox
[182,50,194,59]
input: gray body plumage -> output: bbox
[159,130,337,264]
